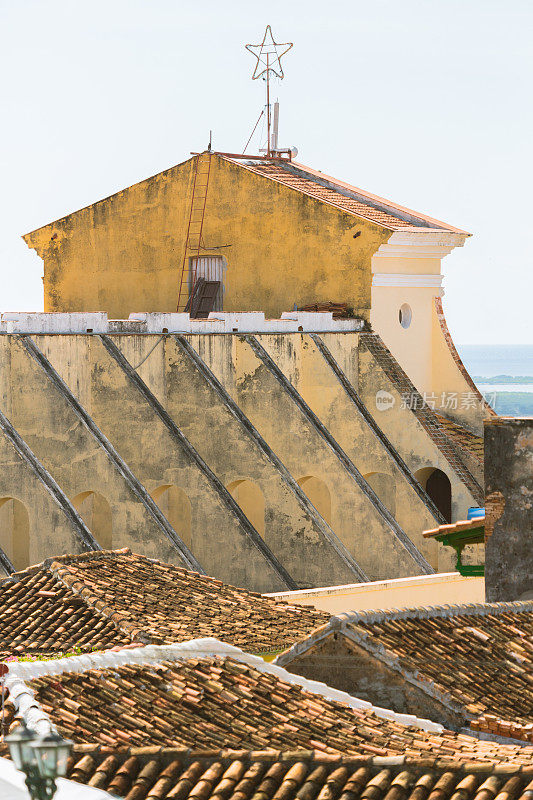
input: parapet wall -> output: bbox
[0,312,364,335]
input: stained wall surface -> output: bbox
[0,332,480,588]
[24,156,389,321]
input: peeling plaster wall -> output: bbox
[23,155,389,321]
[0,332,479,586]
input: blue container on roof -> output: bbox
[467,507,485,520]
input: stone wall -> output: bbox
[485,417,533,602]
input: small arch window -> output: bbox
[399,303,412,329]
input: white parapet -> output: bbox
[0,313,108,333]
[130,311,364,333]
[0,311,364,334]
[280,311,364,332]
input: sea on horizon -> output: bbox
[457,344,533,380]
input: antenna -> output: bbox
[245,26,293,157]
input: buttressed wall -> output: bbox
[0,329,482,587]
[23,155,389,321]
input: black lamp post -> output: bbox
[6,722,73,800]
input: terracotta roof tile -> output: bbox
[229,160,466,234]
[61,747,533,800]
[3,641,532,764]
[423,518,485,540]
[278,603,533,742]
[433,414,484,463]
[0,550,328,660]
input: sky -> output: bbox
[0,0,531,345]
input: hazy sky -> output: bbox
[0,0,531,344]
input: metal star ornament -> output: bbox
[246,25,293,80]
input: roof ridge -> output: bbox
[228,157,469,234]
[332,600,533,625]
[289,161,470,235]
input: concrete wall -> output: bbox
[0,429,86,569]
[189,333,430,579]
[0,335,184,567]
[0,331,480,588]
[485,417,533,602]
[258,332,440,562]
[266,572,485,614]
[23,155,389,321]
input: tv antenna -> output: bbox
[245,26,293,157]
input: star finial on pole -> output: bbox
[245,25,293,80]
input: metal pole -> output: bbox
[266,53,271,157]
[271,101,279,152]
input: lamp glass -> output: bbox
[30,732,73,779]
[5,724,37,771]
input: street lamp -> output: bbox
[6,723,73,800]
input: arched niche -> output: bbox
[297,476,332,525]
[73,491,113,550]
[0,497,29,571]
[362,472,397,517]
[151,485,192,549]
[414,467,452,523]
[227,479,265,535]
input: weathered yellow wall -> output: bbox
[24,155,390,321]
[189,333,434,578]
[258,332,440,563]
[0,331,479,586]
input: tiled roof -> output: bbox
[0,550,328,660]
[65,746,533,800]
[434,414,484,463]
[3,640,532,763]
[423,517,485,540]
[0,563,129,660]
[277,603,533,742]
[230,159,468,233]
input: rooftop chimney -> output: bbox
[484,417,533,602]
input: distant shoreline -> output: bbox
[474,375,533,384]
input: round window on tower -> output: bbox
[399,303,412,329]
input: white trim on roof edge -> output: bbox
[374,230,469,259]
[5,638,444,735]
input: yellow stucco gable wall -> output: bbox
[23,155,390,321]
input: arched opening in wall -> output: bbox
[73,491,113,550]
[0,497,29,571]
[414,467,452,523]
[297,476,332,525]
[151,485,192,549]
[227,479,265,535]
[362,472,396,516]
